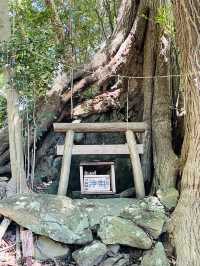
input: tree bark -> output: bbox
[7,89,28,194]
[72,90,120,118]
[0,0,10,41]
[0,89,29,243]
[169,1,200,266]
[141,1,179,189]
[152,33,179,189]
[142,10,157,183]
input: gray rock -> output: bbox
[100,255,124,266]
[100,255,130,266]
[72,241,107,266]
[157,188,179,210]
[114,257,130,266]
[119,187,135,198]
[120,197,166,239]
[107,244,120,256]
[141,242,170,266]
[0,176,9,182]
[0,193,166,251]
[74,198,134,228]
[34,131,63,184]
[34,236,70,261]
[100,257,122,266]
[53,157,62,172]
[0,181,7,199]
[98,216,152,249]
[0,193,93,244]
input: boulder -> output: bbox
[74,198,134,228]
[157,188,179,210]
[0,193,93,244]
[72,241,107,266]
[120,197,166,239]
[141,242,169,266]
[0,193,167,251]
[98,216,152,249]
[34,236,70,261]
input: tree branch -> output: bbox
[73,89,120,118]
[45,0,65,44]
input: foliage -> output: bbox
[155,4,175,36]
[0,0,117,128]
[83,85,99,99]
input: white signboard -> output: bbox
[83,175,111,192]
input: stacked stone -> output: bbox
[0,193,173,265]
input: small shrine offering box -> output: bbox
[80,161,116,194]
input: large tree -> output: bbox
[169,1,200,265]
[4,0,200,264]
[0,0,179,193]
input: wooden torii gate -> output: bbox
[54,122,147,199]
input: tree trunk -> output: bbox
[0,0,179,201]
[152,33,179,189]
[0,0,10,41]
[6,89,28,194]
[142,0,179,190]
[0,88,29,243]
[142,9,157,183]
[169,1,200,265]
